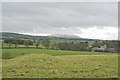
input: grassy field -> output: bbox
[2,49,118,78]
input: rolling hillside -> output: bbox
[1,32,93,41]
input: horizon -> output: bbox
[2,31,118,40]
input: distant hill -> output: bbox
[1,32,56,40]
[50,34,81,39]
[1,32,93,41]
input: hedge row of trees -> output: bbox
[3,38,119,51]
[3,38,50,48]
[3,38,89,51]
[56,42,88,51]
[4,39,33,48]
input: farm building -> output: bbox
[91,45,115,52]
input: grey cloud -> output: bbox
[2,2,117,35]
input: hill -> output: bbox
[1,32,93,41]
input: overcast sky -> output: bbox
[2,2,118,40]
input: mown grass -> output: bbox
[2,49,118,78]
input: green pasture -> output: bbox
[2,49,118,78]
[2,48,114,58]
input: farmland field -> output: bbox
[2,49,118,78]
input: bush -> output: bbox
[21,53,25,55]
[2,53,14,59]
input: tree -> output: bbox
[8,42,12,48]
[35,40,40,48]
[2,41,4,48]
[23,40,33,48]
[92,40,103,47]
[51,42,58,50]
[41,39,50,49]
[13,40,19,48]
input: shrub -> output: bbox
[21,53,25,55]
[2,53,14,59]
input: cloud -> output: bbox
[77,26,118,40]
[2,2,118,40]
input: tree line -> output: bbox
[3,38,50,48]
[2,38,119,52]
[3,39,33,48]
[53,42,88,51]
